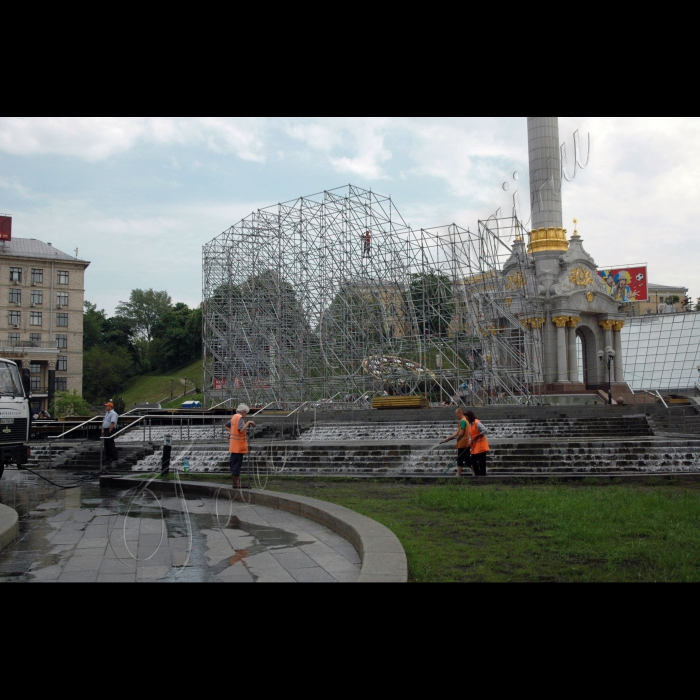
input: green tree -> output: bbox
[150,303,202,373]
[52,390,93,418]
[410,273,455,337]
[116,289,173,342]
[84,302,107,351]
[83,345,135,404]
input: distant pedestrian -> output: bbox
[466,411,490,477]
[226,404,256,489]
[443,408,472,478]
[102,401,119,465]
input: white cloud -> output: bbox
[0,117,268,162]
[286,117,393,179]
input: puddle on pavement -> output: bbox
[0,471,355,583]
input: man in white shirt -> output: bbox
[102,402,119,464]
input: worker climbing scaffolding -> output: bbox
[361,230,372,259]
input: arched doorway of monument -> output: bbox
[577,324,600,390]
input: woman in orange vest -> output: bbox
[225,404,256,489]
[443,408,472,478]
[466,411,490,477]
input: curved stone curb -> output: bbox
[0,504,19,554]
[101,477,408,583]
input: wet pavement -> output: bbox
[0,471,361,583]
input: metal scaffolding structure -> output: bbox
[202,185,546,409]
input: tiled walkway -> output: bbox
[0,472,361,583]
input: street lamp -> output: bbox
[599,347,616,405]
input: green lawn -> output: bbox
[120,360,203,409]
[149,476,700,582]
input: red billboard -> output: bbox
[0,216,11,242]
[598,265,649,303]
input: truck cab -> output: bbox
[0,359,31,480]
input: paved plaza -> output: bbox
[0,472,361,583]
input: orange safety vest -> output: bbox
[456,419,471,450]
[470,421,490,455]
[229,414,249,455]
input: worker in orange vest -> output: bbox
[443,407,472,478]
[466,411,490,477]
[225,404,256,489]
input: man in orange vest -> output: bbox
[225,404,256,489]
[443,407,472,478]
[466,411,490,477]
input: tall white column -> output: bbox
[553,317,569,383]
[568,318,580,383]
[613,322,625,383]
[528,117,563,231]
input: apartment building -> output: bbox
[0,237,90,413]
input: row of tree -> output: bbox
[83,289,202,404]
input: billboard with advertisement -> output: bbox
[0,216,11,242]
[597,264,649,303]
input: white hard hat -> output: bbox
[237,404,251,414]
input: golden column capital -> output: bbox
[599,320,616,332]
[567,317,580,328]
[552,316,570,328]
[532,318,546,330]
[612,321,626,332]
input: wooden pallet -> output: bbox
[371,396,430,410]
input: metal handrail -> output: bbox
[209,397,235,411]
[286,402,310,418]
[101,415,149,441]
[48,416,102,441]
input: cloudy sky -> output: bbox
[0,117,697,314]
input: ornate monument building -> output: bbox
[524,116,626,391]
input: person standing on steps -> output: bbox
[225,404,256,489]
[466,411,490,477]
[102,401,120,466]
[443,407,472,478]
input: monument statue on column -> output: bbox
[525,117,627,395]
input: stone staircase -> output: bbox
[28,442,157,472]
[648,407,700,437]
[107,413,700,479]
[301,416,654,443]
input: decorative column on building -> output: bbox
[613,321,625,382]
[552,317,570,383]
[567,317,580,383]
[48,360,56,410]
[530,318,546,385]
[599,320,615,353]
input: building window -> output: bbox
[10,267,22,283]
[30,312,43,327]
[31,269,43,284]
[57,356,68,372]
[57,313,68,328]
[9,289,21,304]
[57,293,68,307]
[8,311,20,327]
[57,271,69,285]
[31,377,42,392]
[57,334,68,350]
[8,333,19,346]
[31,291,43,305]
[55,378,68,392]
[30,334,42,346]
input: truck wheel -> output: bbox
[0,463,4,480]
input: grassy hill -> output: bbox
[119,360,203,410]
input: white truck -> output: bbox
[0,359,31,481]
